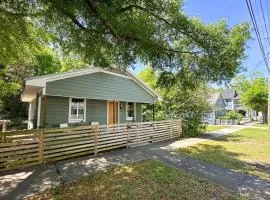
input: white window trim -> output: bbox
[126,102,136,121]
[68,98,86,123]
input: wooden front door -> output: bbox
[108,101,119,125]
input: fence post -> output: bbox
[136,123,139,145]
[170,120,173,139]
[94,125,98,155]
[179,119,182,137]
[39,129,44,164]
[126,124,129,148]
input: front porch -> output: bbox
[29,95,145,129]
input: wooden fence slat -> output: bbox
[0,119,182,171]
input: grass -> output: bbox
[27,159,242,200]
[253,123,268,128]
[176,128,270,180]
[205,125,230,132]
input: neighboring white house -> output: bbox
[204,89,258,124]
[203,92,226,124]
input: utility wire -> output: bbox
[248,59,263,75]
[246,0,270,73]
[259,0,270,47]
[255,0,268,48]
[266,0,270,30]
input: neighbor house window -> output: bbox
[69,98,86,122]
[126,102,136,120]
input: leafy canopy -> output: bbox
[241,77,268,112]
[1,0,250,84]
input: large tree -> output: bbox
[1,0,250,83]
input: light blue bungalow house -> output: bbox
[21,67,159,129]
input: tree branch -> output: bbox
[85,0,121,41]
[118,4,171,26]
[122,35,201,56]
[61,10,87,30]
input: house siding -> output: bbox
[45,96,69,127]
[86,99,107,124]
[45,72,154,103]
[41,96,143,128]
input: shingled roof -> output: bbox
[222,89,238,99]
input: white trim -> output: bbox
[126,102,136,121]
[37,96,41,128]
[37,94,154,104]
[84,98,87,123]
[68,97,86,123]
[126,69,160,101]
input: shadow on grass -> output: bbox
[178,143,270,180]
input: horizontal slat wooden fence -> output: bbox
[0,119,182,171]
[0,129,42,171]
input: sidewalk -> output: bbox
[1,124,269,200]
[167,125,246,150]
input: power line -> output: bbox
[266,0,270,28]
[259,0,270,47]
[246,0,270,73]
[248,59,264,75]
[255,0,268,48]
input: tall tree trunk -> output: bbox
[262,110,268,124]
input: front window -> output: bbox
[69,98,85,122]
[127,102,136,120]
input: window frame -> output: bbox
[126,102,136,121]
[68,97,86,123]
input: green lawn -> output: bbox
[27,159,241,200]
[177,128,270,180]
[253,123,268,128]
[205,125,230,132]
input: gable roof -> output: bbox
[208,93,221,105]
[222,89,238,99]
[23,67,160,101]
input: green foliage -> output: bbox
[231,74,250,95]
[1,0,250,83]
[220,111,243,121]
[138,66,158,89]
[241,77,268,123]
[139,67,211,137]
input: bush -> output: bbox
[220,111,243,121]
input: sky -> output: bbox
[131,0,269,78]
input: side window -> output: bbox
[126,102,136,120]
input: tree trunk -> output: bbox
[262,111,268,124]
